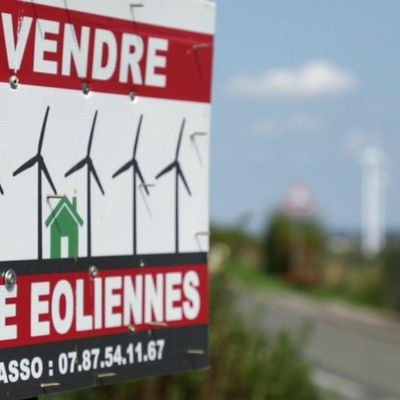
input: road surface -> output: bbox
[236,285,400,400]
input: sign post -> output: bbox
[0,0,215,398]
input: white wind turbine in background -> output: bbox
[359,146,387,258]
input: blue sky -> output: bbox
[210,0,400,233]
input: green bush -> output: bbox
[262,213,292,275]
[47,272,318,400]
[382,245,400,311]
[262,212,325,282]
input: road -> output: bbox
[236,285,400,400]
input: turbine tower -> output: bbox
[13,106,57,259]
[360,146,386,258]
[112,115,150,255]
[156,119,191,254]
[65,110,105,258]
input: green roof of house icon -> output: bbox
[45,196,84,259]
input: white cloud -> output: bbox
[228,60,358,100]
[250,114,325,137]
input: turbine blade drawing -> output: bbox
[133,114,143,157]
[178,166,191,196]
[87,111,98,156]
[156,118,191,254]
[112,160,133,178]
[37,106,50,154]
[175,118,186,159]
[136,164,150,195]
[13,156,38,176]
[64,111,103,259]
[155,162,176,179]
[90,163,105,195]
[65,158,87,177]
[40,159,57,195]
[13,105,54,260]
[112,114,148,256]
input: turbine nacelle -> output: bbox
[155,161,191,196]
[155,118,191,196]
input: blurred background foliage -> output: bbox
[216,209,400,312]
[48,257,319,400]
[48,208,400,400]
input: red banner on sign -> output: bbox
[0,265,208,349]
[0,0,214,103]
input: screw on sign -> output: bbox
[0,0,215,399]
[9,75,19,89]
[3,269,16,291]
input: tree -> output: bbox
[263,211,325,285]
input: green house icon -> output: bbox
[45,196,84,259]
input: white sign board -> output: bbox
[0,0,215,398]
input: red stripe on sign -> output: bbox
[0,265,209,349]
[0,1,214,103]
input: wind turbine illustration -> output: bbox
[156,118,191,254]
[13,106,57,260]
[112,115,150,255]
[65,110,105,258]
